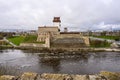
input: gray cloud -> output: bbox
[0,0,120,31]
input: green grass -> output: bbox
[7,35,45,46]
[93,36,120,40]
[23,35,37,43]
[8,36,25,46]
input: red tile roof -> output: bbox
[53,17,61,22]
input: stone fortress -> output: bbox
[37,17,90,48]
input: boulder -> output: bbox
[18,72,38,80]
[89,75,102,80]
[71,75,89,80]
[36,75,46,80]
[100,71,120,80]
[40,73,73,80]
[0,75,15,80]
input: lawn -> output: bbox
[8,36,25,46]
[93,36,120,40]
[7,35,44,46]
[23,35,37,43]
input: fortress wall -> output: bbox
[51,34,89,48]
[51,34,90,48]
[38,27,59,32]
[82,37,90,46]
[55,33,82,38]
[37,27,59,42]
[51,43,86,48]
[37,30,90,48]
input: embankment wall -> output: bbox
[20,43,47,48]
[0,71,120,80]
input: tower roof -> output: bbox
[53,17,61,22]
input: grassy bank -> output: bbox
[93,36,120,40]
[8,36,25,45]
[0,46,14,50]
[7,35,43,46]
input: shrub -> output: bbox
[90,39,111,48]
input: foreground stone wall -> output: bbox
[0,71,120,80]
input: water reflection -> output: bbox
[0,49,9,53]
[40,58,61,72]
[38,54,89,74]
[0,49,120,76]
[0,64,22,75]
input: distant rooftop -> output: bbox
[53,17,61,22]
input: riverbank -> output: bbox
[0,71,120,80]
[14,46,120,52]
[0,45,14,50]
[0,46,120,53]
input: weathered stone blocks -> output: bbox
[0,71,120,80]
[18,72,38,80]
[0,75,15,80]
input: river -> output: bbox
[0,49,120,75]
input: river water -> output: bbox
[0,49,120,75]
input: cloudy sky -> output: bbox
[0,0,120,31]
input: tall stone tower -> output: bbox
[53,17,61,29]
